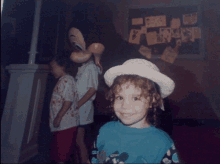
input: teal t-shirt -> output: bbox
[91,121,176,164]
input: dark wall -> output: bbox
[36,0,66,64]
[1,0,35,119]
[1,0,34,65]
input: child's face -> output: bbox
[50,61,65,79]
[113,82,151,128]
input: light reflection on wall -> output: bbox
[1,0,4,14]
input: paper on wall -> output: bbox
[146,31,158,45]
[145,15,166,28]
[147,31,167,45]
[156,33,165,44]
[139,45,152,59]
[173,39,182,54]
[183,12,198,25]
[160,28,171,43]
[140,26,147,34]
[181,27,195,42]
[176,38,182,47]
[171,28,181,38]
[193,27,201,39]
[128,29,141,44]
[160,46,178,64]
[170,18,181,28]
[132,18,144,25]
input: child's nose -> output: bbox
[122,99,130,109]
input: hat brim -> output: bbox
[104,65,175,98]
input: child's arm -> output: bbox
[160,144,180,164]
[76,87,96,109]
[53,76,77,128]
[53,101,72,128]
[77,61,100,109]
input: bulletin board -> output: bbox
[128,5,205,61]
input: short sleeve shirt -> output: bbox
[75,60,101,125]
[50,75,79,132]
[76,60,101,101]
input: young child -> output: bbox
[68,23,104,164]
[49,52,79,164]
[90,59,179,164]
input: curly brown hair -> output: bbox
[105,74,163,127]
[51,51,78,78]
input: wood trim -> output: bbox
[19,144,38,163]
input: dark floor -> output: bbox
[173,125,220,164]
[23,115,112,164]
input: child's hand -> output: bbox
[86,159,91,164]
[95,60,103,73]
[53,116,62,128]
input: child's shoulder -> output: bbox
[85,61,101,72]
[85,60,96,68]
[99,121,117,132]
[62,74,75,81]
[59,75,76,84]
[150,127,173,144]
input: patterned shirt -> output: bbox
[50,75,79,132]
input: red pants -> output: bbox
[50,127,78,162]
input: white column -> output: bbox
[1,64,50,163]
[28,0,42,64]
[1,0,52,163]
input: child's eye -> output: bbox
[115,96,123,100]
[133,97,140,101]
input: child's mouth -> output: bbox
[122,113,133,117]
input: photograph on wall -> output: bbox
[181,27,195,42]
[145,15,166,28]
[171,28,181,38]
[160,46,178,64]
[128,5,204,59]
[132,18,144,25]
[128,29,141,44]
[183,12,198,25]
[160,28,172,43]
[139,45,152,59]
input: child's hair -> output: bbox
[52,51,78,77]
[105,74,163,127]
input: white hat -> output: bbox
[104,59,175,98]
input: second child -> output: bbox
[49,52,79,164]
